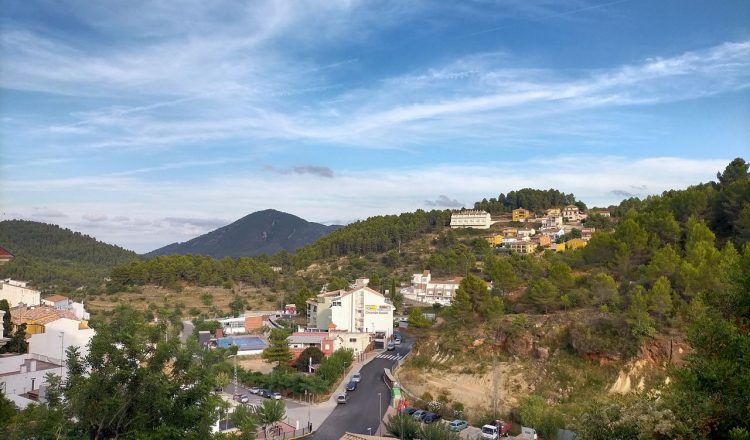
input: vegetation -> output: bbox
[262,328,293,369]
[385,413,459,440]
[474,188,584,214]
[0,220,137,290]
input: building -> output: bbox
[536,235,552,247]
[402,270,462,306]
[543,215,564,228]
[590,209,611,218]
[557,238,587,251]
[546,208,561,217]
[40,295,90,321]
[563,205,581,221]
[0,310,8,348]
[485,234,503,247]
[1,317,95,410]
[503,228,518,238]
[510,241,536,254]
[540,227,566,240]
[517,227,536,239]
[216,312,267,335]
[0,247,13,265]
[581,228,596,241]
[306,280,394,337]
[1,279,41,308]
[9,306,78,335]
[28,318,95,365]
[512,208,531,222]
[450,210,492,229]
[288,330,371,361]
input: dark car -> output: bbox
[345,381,357,391]
[412,410,427,421]
[259,389,272,398]
[422,412,441,424]
[401,407,418,415]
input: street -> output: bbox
[308,341,412,439]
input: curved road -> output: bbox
[308,340,412,439]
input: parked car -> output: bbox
[259,389,272,398]
[448,420,469,431]
[394,337,402,345]
[412,410,427,421]
[249,386,260,394]
[401,407,418,415]
[387,342,396,351]
[422,412,441,424]
[520,427,538,439]
[352,372,361,383]
[272,392,282,400]
[238,394,249,404]
[345,381,357,391]
[336,394,348,404]
[481,425,500,440]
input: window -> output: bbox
[332,301,341,306]
[349,338,357,343]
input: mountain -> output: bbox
[0,220,138,290]
[146,209,341,258]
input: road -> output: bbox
[308,340,412,439]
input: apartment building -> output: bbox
[1,279,41,308]
[512,208,531,222]
[403,270,462,306]
[306,280,393,337]
[450,210,492,229]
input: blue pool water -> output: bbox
[216,336,268,351]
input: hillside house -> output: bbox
[503,228,518,238]
[41,295,90,320]
[543,215,564,228]
[517,227,536,239]
[402,270,463,306]
[540,228,566,240]
[512,208,531,222]
[9,306,80,336]
[0,247,13,265]
[1,279,41,308]
[288,330,371,361]
[510,241,536,254]
[450,210,492,229]
[590,209,611,218]
[561,238,587,251]
[581,228,596,241]
[546,208,561,217]
[485,234,503,247]
[536,235,552,247]
[563,205,582,221]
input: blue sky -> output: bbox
[0,0,748,253]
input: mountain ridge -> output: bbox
[146,209,341,258]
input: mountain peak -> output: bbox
[146,209,339,258]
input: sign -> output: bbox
[365,304,391,314]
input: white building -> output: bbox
[402,270,462,306]
[450,210,493,229]
[563,205,582,221]
[0,353,62,409]
[28,318,95,365]
[0,279,41,308]
[543,215,564,228]
[540,228,566,240]
[306,280,394,338]
[40,295,90,320]
[0,310,8,348]
[517,228,536,239]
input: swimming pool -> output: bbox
[216,336,268,351]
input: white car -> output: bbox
[249,386,260,394]
[352,372,361,383]
[272,392,282,400]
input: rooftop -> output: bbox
[43,295,69,303]
[0,246,13,258]
[10,306,77,326]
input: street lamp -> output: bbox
[367,427,372,436]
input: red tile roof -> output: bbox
[10,306,77,326]
[44,295,69,303]
[0,246,13,258]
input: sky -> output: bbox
[0,0,748,253]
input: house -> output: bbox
[563,238,587,251]
[1,279,41,308]
[536,235,552,247]
[42,295,71,309]
[9,306,78,335]
[590,209,611,218]
[512,208,531,222]
[284,304,297,315]
[543,215,564,228]
[503,228,518,238]
[540,227,566,240]
[0,246,13,265]
[288,330,371,361]
[216,312,267,335]
[450,210,492,229]
[563,205,581,221]
[486,234,503,247]
[402,270,462,306]
[546,208,561,217]
[306,279,394,337]
[517,227,536,239]
[581,228,596,241]
[0,310,8,348]
[1,317,95,410]
[510,241,536,254]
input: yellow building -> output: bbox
[510,241,536,254]
[485,234,503,246]
[565,238,587,250]
[512,208,531,222]
[546,208,561,217]
[502,228,518,238]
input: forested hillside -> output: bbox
[473,188,585,214]
[0,220,137,291]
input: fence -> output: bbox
[257,426,312,439]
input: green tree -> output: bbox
[327,277,349,291]
[254,399,286,437]
[625,285,655,337]
[262,328,293,370]
[229,295,246,317]
[457,274,490,313]
[525,278,559,314]
[648,276,673,321]
[548,261,574,292]
[588,273,620,310]
[296,346,325,372]
[485,255,519,294]
[519,395,565,440]
[408,307,431,328]
[231,404,257,440]
[385,413,421,440]
[420,421,460,440]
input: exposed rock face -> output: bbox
[534,346,550,361]
[507,331,534,356]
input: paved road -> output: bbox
[308,340,412,439]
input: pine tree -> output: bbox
[262,328,293,370]
[648,276,673,321]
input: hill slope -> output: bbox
[146,209,340,258]
[0,220,138,290]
